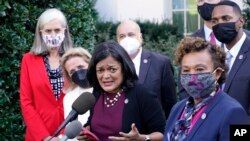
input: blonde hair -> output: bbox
[61,47,92,86]
[30,8,72,55]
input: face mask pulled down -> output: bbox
[119,37,140,56]
[42,33,65,48]
[71,69,90,88]
[180,72,217,99]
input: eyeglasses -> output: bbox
[40,28,65,34]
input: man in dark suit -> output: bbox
[192,0,221,44]
[211,0,250,115]
[179,0,250,100]
[116,20,177,119]
[192,0,250,39]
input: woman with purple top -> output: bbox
[76,40,165,141]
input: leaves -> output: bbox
[0,0,97,140]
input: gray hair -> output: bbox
[30,8,73,55]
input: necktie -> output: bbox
[210,32,216,45]
[222,51,233,90]
[226,51,233,72]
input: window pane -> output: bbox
[187,10,199,33]
[186,0,196,9]
[173,11,184,33]
[173,0,184,9]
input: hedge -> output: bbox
[0,1,183,140]
[0,0,97,140]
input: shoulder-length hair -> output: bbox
[87,40,138,92]
[30,8,72,55]
[61,47,92,87]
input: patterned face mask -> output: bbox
[42,33,65,48]
[180,71,217,99]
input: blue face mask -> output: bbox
[180,72,217,99]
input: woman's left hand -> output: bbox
[108,123,142,141]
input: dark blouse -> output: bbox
[43,55,63,100]
[91,92,125,141]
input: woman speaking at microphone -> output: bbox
[76,41,165,141]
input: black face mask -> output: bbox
[197,3,216,21]
[212,22,238,44]
[71,69,90,88]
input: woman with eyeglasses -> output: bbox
[19,8,73,141]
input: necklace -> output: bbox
[104,89,123,108]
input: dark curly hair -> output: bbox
[175,36,228,85]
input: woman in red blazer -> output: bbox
[19,8,73,141]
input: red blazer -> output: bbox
[20,52,65,141]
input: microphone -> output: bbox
[60,120,83,141]
[52,92,95,137]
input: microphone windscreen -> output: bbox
[64,120,83,139]
[72,92,95,115]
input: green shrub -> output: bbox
[0,1,182,140]
[0,0,97,140]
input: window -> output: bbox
[172,0,203,35]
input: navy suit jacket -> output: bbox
[138,49,177,118]
[163,91,249,141]
[191,27,205,39]
[224,36,250,115]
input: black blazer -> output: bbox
[138,49,177,118]
[224,36,250,115]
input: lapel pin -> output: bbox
[124,98,129,104]
[239,55,243,60]
[143,59,148,63]
[201,113,206,119]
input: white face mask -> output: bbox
[42,33,65,48]
[119,37,140,56]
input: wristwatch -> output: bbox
[145,135,151,141]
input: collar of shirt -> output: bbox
[204,24,212,41]
[132,47,142,76]
[224,32,246,67]
[204,24,221,46]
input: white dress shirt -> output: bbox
[132,47,142,76]
[224,32,246,71]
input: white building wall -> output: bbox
[94,0,244,23]
[95,0,172,23]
